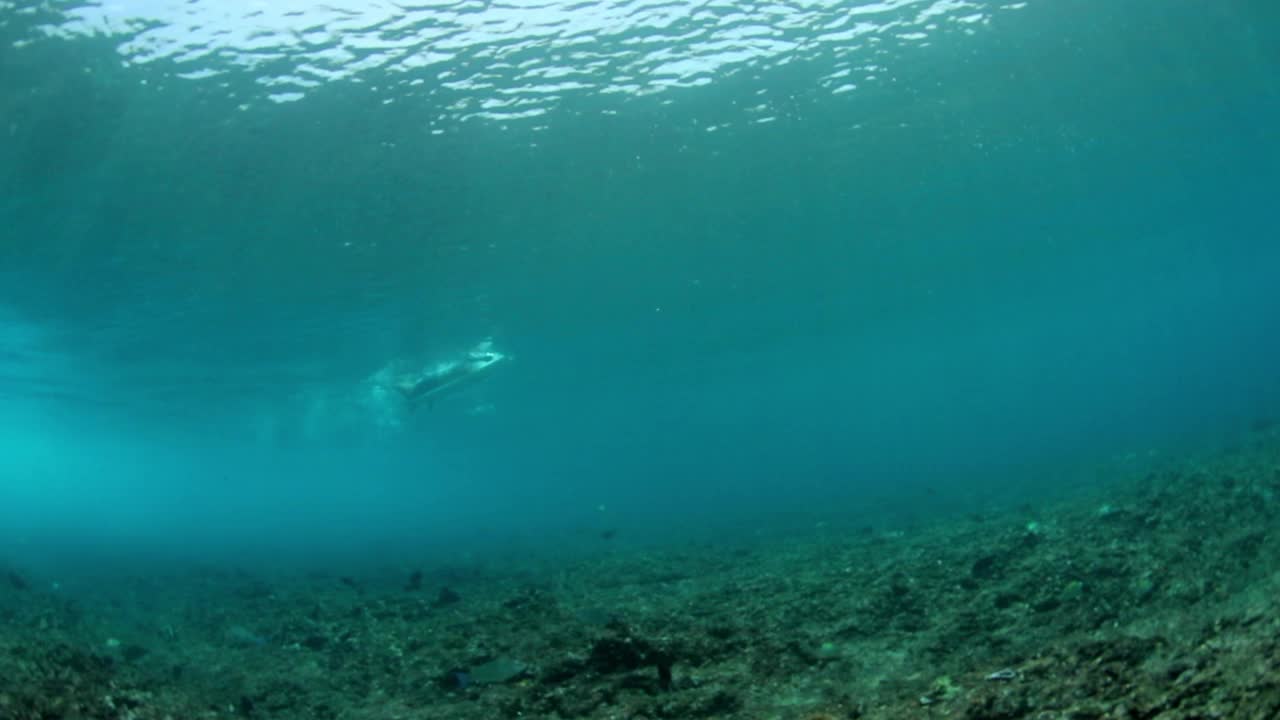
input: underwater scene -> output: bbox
[2,0,1280,717]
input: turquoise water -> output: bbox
[2,0,1278,567]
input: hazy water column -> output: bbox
[0,0,1278,559]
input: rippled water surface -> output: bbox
[43,0,1013,115]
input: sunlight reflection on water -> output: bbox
[37,0,1017,119]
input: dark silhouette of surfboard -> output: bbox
[396,345,505,410]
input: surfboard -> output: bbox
[396,347,506,409]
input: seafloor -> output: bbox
[3,427,1279,720]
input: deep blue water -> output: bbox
[2,0,1279,571]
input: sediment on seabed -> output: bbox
[3,428,1279,719]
